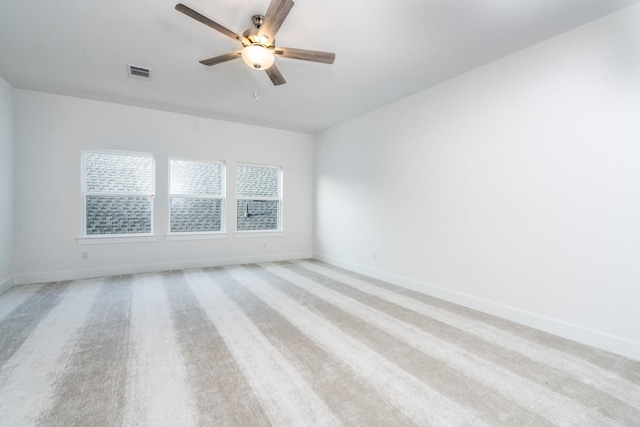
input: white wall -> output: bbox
[14,90,313,284]
[314,4,640,360]
[0,76,14,294]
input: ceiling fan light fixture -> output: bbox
[241,44,275,70]
[175,1,335,85]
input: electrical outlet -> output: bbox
[263,242,267,249]
[81,251,88,260]
[373,252,377,261]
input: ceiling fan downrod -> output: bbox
[252,15,264,28]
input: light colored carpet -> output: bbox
[0,260,639,426]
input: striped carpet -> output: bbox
[1,260,639,426]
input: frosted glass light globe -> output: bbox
[241,45,275,70]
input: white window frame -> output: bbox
[235,162,283,235]
[166,157,227,240]
[78,149,156,244]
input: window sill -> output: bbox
[165,232,229,241]
[77,234,158,245]
[234,231,284,239]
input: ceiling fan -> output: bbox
[175,0,335,86]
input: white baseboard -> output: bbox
[313,252,640,362]
[0,275,15,296]
[14,252,312,286]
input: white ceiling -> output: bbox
[1,0,638,133]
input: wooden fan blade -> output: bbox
[199,51,242,66]
[175,4,249,44]
[275,47,335,64]
[265,64,287,86]
[258,0,295,39]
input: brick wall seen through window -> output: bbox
[83,150,154,235]
[236,164,281,231]
[169,159,224,233]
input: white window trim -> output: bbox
[236,163,283,233]
[80,149,156,242]
[165,232,229,241]
[77,234,158,245]
[167,157,226,235]
[234,231,284,239]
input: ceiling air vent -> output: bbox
[127,64,151,81]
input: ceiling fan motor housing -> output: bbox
[241,27,275,48]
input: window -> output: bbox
[169,159,224,233]
[83,150,154,236]
[236,163,281,231]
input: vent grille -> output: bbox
[127,64,151,81]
